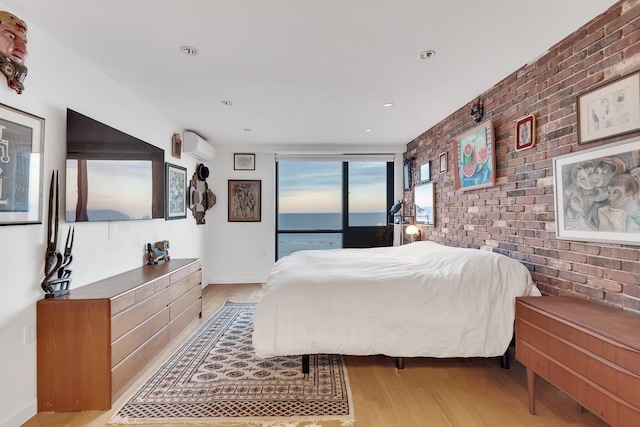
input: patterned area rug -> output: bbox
[109,301,354,426]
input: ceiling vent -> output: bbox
[183,131,216,161]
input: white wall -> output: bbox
[0,5,405,425]
[0,4,206,426]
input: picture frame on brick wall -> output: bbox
[439,152,447,173]
[577,71,640,145]
[515,114,535,151]
[553,136,640,245]
[420,161,431,183]
[453,120,496,192]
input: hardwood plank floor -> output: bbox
[24,284,608,427]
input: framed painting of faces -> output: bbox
[553,136,640,245]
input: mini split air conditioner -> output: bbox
[183,131,216,161]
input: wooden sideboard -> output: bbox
[37,258,202,412]
[515,296,640,426]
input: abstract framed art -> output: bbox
[577,71,640,145]
[453,120,495,192]
[515,114,535,151]
[553,136,640,245]
[234,153,255,170]
[165,163,187,220]
[228,179,261,222]
[0,103,44,225]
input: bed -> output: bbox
[252,241,541,369]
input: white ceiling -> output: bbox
[3,0,618,152]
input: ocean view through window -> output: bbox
[276,160,391,259]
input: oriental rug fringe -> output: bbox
[109,301,354,426]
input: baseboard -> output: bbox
[1,400,36,427]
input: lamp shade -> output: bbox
[405,225,419,235]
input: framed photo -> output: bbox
[420,161,431,183]
[453,120,495,192]
[403,158,411,190]
[165,163,187,220]
[515,114,535,151]
[234,153,255,170]
[415,182,435,226]
[0,103,44,225]
[171,133,182,159]
[439,152,448,173]
[228,179,261,222]
[577,71,640,145]
[553,136,640,245]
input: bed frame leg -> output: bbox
[396,357,404,370]
[500,351,510,369]
[302,354,310,374]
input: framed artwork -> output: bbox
[515,114,535,151]
[228,179,261,222]
[403,158,411,190]
[453,120,496,192]
[171,133,182,159]
[414,182,435,226]
[577,71,640,145]
[420,161,431,183]
[0,103,44,225]
[553,136,640,245]
[439,152,448,173]
[165,163,187,220]
[234,153,255,170]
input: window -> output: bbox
[276,158,393,259]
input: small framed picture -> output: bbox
[234,153,255,170]
[577,71,640,145]
[403,158,411,190]
[165,163,187,220]
[420,161,431,183]
[439,152,448,174]
[228,179,261,222]
[515,114,535,151]
[171,133,182,159]
[453,120,496,192]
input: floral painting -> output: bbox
[553,136,640,245]
[453,120,496,191]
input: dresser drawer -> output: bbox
[111,307,170,367]
[111,288,173,341]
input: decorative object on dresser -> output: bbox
[147,240,169,264]
[233,152,255,170]
[164,162,187,220]
[228,179,261,222]
[0,102,44,224]
[552,136,640,245]
[37,259,202,412]
[453,119,496,192]
[577,71,640,145]
[41,170,74,298]
[110,301,354,426]
[515,114,535,151]
[188,163,216,224]
[515,296,640,426]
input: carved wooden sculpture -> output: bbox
[41,171,73,298]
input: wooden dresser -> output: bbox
[515,296,640,426]
[37,258,202,412]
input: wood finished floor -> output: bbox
[24,283,609,427]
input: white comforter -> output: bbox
[252,241,540,359]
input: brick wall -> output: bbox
[405,0,640,312]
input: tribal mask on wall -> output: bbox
[0,11,28,94]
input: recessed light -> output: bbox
[383,103,394,107]
[181,45,199,56]
[221,100,233,106]
[419,50,436,59]
[364,129,373,132]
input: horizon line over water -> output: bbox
[277,212,388,258]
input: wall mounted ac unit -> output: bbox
[183,131,216,161]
